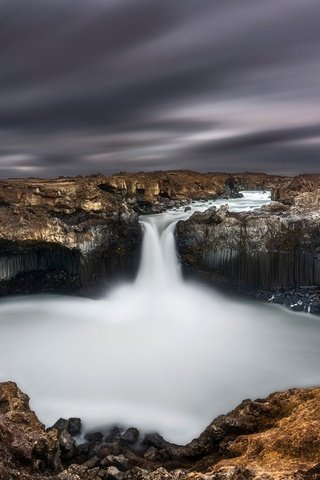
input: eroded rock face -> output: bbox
[176,199,320,301]
[0,382,319,480]
[0,177,142,296]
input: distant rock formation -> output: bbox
[0,381,319,479]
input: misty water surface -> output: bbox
[0,192,320,444]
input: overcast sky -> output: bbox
[1,0,320,178]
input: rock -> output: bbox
[68,417,81,436]
[184,206,191,212]
[0,381,61,475]
[143,433,169,450]
[144,447,160,462]
[100,454,129,471]
[176,195,320,306]
[84,455,100,468]
[105,426,123,443]
[75,440,91,462]
[52,417,69,431]
[84,431,104,444]
[59,430,76,460]
[105,466,124,480]
[121,427,139,444]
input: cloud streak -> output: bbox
[1,0,320,177]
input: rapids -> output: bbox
[0,191,320,444]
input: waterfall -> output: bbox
[1,191,320,445]
[136,215,182,287]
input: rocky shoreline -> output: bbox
[0,381,319,480]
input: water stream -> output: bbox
[0,192,320,444]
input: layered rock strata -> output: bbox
[0,381,319,480]
[0,177,142,295]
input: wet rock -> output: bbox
[84,455,100,468]
[105,426,123,443]
[68,417,81,436]
[143,433,169,450]
[121,427,139,444]
[59,430,76,460]
[84,431,104,444]
[53,418,69,431]
[75,440,91,462]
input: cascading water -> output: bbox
[1,191,320,444]
[136,215,183,286]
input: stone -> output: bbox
[59,430,76,459]
[105,466,124,480]
[68,417,81,436]
[53,417,69,431]
[120,427,139,444]
[100,454,129,471]
[1,381,320,479]
[84,432,104,444]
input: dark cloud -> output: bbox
[1,0,320,177]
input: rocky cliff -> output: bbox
[0,382,319,480]
[176,177,320,312]
[0,176,142,296]
[0,171,285,296]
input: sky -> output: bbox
[1,0,320,178]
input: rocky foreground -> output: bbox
[0,381,319,480]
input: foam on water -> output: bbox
[0,191,320,444]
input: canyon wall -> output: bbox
[0,171,286,296]
[0,177,142,296]
[176,178,320,312]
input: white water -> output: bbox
[0,191,320,444]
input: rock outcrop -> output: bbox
[0,176,142,296]
[0,382,61,479]
[272,174,320,207]
[1,381,319,479]
[176,176,320,312]
[0,171,285,297]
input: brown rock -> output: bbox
[0,381,61,476]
